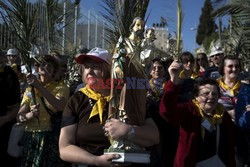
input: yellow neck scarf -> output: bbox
[217,77,241,96]
[149,79,166,97]
[179,70,198,79]
[80,86,110,124]
[192,99,225,139]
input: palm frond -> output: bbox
[212,4,250,17]
[176,0,183,58]
[212,0,250,60]
[100,0,150,52]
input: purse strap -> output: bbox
[40,97,54,116]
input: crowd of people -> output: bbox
[0,16,250,167]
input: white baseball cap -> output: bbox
[76,47,111,65]
[209,46,224,57]
[7,48,18,56]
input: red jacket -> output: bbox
[160,81,235,167]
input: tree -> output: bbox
[196,0,217,45]
[100,0,150,52]
[212,0,250,61]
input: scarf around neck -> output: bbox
[217,77,241,96]
[80,85,110,124]
[192,99,225,139]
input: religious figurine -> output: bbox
[105,17,150,164]
[141,28,157,76]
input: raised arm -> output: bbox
[26,73,67,111]
[159,60,182,125]
[159,60,192,126]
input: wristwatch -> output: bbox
[127,125,136,140]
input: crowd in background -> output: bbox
[1,23,250,167]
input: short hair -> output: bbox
[218,55,242,76]
[150,57,168,72]
[129,17,144,32]
[193,79,221,98]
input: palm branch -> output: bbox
[176,0,183,58]
[100,0,150,52]
[212,0,250,61]
[0,0,40,104]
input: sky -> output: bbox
[80,0,206,52]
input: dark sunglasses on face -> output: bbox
[182,59,194,64]
[210,54,222,58]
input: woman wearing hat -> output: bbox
[59,47,159,167]
[17,55,70,167]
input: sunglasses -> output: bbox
[210,54,222,58]
[182,59,194,64]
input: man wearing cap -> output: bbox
[204,46,224,79]
[6,48,19,66]
[0,49,21,165]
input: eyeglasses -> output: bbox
[182,59,194,64]
[225,64,240,69]
[7,55,17,57]
[210,54,222,58]
[199,91,218,97]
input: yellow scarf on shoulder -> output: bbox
[149,79,166,97]
[217,77,241,96]
[192,99,225,139]
[179,70,198,79]
[80,86,110,124]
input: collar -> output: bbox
[217,77,241,96]
[192,99,225,139]
[179,70,198,79]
